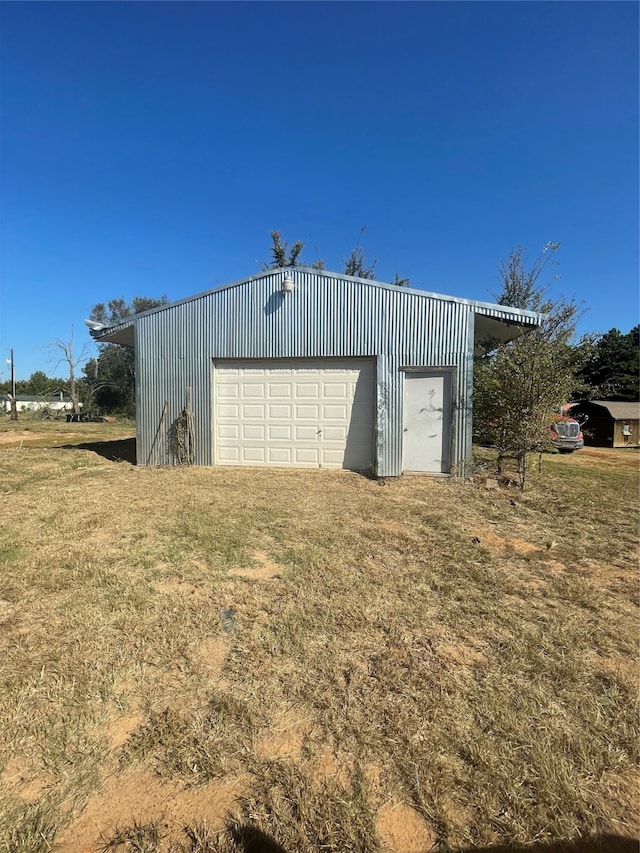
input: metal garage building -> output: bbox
[91,267,542,477]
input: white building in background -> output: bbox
[0,392,80,414]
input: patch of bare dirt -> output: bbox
[255,708,314,761]
[437,637,488,668]
[506,536,540,555]
[312,746,340,779]
[113,674,137,697]
[539,559,566,574]
[576,448,639,470]
[229,550,284,580]
[597,768,640,838]
[0,429,91,449]
[1,755,52,803]
[183,557,214,575]
[440,794,474,835]
[571,559,638,592]
[376,797,436,853]
[196,637,229,679]
[364,762,384,790]
[306,746,355,788]
[99,714,145,753]
[0,599,14,623]
[155,576,207,598]
[593,654,638,686]
[57,767,247,852]
[0,430,37,446]
[470,527,540,556]
[94,711,146,779]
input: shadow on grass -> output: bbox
[220,830,636,853]
[59,437,136,464]
[229,823,287,853]
[455,836,638,853]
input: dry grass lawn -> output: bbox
[0,419,637,852]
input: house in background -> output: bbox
[90,267,543,476]
[0,392,77,415]
[570,400,640,448]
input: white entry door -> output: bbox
[215,358,375,470]
[403,371,452,473]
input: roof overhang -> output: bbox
[473,308,543,356]
[90,319,135,347]
[576,400,640,421]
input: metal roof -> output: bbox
[587,401,640,420]
[89,267,544,351]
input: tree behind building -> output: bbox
[84,296,167,416]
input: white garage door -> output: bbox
[215,358,375,470]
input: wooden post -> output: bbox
[154,401,168,467]
[9,349,17,421]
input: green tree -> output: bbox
[90,296,167,326]
[264,231,303,268]
[262,226,410,282]
[473,244,582,488]
[391,273,410,287]
[24,371,54,396]
[264,229,407,282]
[85,296,167,416]
[343,229,409,285]
[264,231,325,270]
[343,227,377,279]
[577,326,639,401]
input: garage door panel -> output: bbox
[242,404,265,418]
[242,424,265,440]
[323,449,347,465]
[268,425,292,440]
[268,448,292,464]
[218,384,239,398]
[242,383,266,398]
[216,358,374,470]
[322,426,347,441]
[218,424,240,439]
[295,425,321,441]
[218,403,239,418]
[322,404,349,420]
[268,384,292,398]
[323,383,349,398]
[242,447,265,461]
[295,448,320,465]
[218,447,240,461]
[267,405,291,420]
[295,404,320,420]
[295,384,320,398]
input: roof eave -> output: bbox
[90,320,135,347]
[88,267,544,349]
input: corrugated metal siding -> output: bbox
[133,270,513,474]
[473,302,541,327]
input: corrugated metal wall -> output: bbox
[134,269,491,475]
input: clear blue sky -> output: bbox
[1,1,638,381]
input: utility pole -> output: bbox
[8,349,17,420]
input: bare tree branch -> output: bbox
[48,326,93,415]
